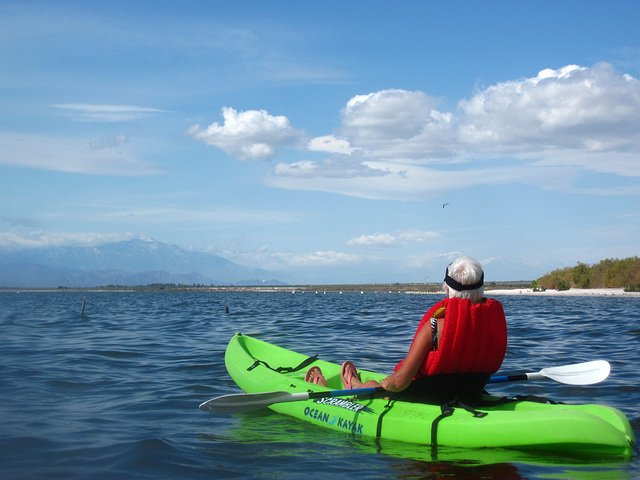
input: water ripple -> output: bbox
[1,291,639,479]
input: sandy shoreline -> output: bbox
[486,288,637,297]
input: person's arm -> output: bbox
[380,324,433,392]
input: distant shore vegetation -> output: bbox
[532,257,640,292]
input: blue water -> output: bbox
[1,291,639,479]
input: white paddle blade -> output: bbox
[200,391,305,414]
[540,360,611,385]
[200,392,291,413]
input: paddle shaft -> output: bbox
[307,386,384,401]
[489,371,593,383]
[201,360,609,413]
[199,386,385,413]
[488,373,531,383]
[279,387,384,403]
[201,371,548,413]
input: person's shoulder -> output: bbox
[482,297,506,316]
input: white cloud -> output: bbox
[523,146,640,177]
[273,157,389,179]
[348,230,440,249]
[283,250,362,267]
[332,65,640,162]
[187,64,640,198]
[340,89,455,159]
[187,64,640,165]
[348,233,400,248]
[225,247,363,270]
[90,135,129,150]
[0,231,144,250]
[54,104,164,122]
[458,63,640,152]
[186,107,306,160]
[398,230,441,243]
[268,160,576,200]
[342,90,442,139]
[0,216,39,229]
[98,205,295,226]
[398,251,460,270]
[0,131,163,176]
[307,135,357,154]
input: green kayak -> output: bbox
[222,333,635,457]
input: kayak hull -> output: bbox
[223,333,635,457]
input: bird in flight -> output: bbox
[442,203,450,209]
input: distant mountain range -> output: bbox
[0,239,286,288]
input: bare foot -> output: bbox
[341,361,382,390]
[350,375,364,389]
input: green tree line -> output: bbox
[532,257,640,291]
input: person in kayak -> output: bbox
[305,256,507,406]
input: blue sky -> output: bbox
[1,0,639,284]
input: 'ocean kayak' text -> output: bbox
[303,407,364,434]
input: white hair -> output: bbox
[444,256,485,304]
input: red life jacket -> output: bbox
[395,297,507,377]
